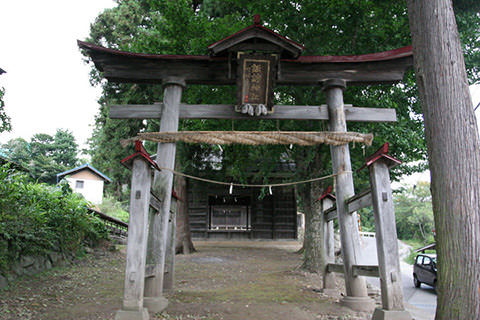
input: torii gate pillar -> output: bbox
[143,77,185,312]
[366,145,411,320]
[324,79,374,311]
[116,154,152,320]
[318,187,338,295]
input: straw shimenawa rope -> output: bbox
[122,131,373,147]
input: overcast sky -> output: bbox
[0,0,116,149]
[1,0,479,158]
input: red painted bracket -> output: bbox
[317,185,336,201]
[171,189,183,202]
[121,141,182,201]
[121,140,160,171]
[359,142,402,171]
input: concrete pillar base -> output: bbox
[371,308,412,320]
[115,308,149,320]
[143,296,168,313]
[340,296,375,312]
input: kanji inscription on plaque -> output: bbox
[236,53,277,116]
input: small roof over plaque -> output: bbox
[208,15,304,59]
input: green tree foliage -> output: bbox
[0,164,108,274]
[0,87,11,134]
[454,6,480,83]
[2,129,79,184]
[51,129,79,167]
[394,182,435,242]
[1,137,30,166]
[394,183,435,244]
[358,182,435,243]
[357,207,376,233]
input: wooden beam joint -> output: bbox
[323,189,373,221]
[149,193,162,212]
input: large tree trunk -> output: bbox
[300,180,325,273]
[174,174,195,254]
[407,1,480,319]
[298,146,329,273]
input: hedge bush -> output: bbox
[0,164,108,274]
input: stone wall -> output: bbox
[0,251,67,290]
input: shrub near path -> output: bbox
[0,241,373,320]
[0,165,108,277]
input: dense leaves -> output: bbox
[0,164,108,274]
[394,182,434,242]
[455,9,480,83]
[2,129,79,184]
[360,182,435,243]
[0,87,11,134]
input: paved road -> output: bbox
[358,236,437,320]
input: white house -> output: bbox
[57,164,111,204]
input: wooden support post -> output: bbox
[324,79,374,312]
[163,197,177,292]
[144,77,184,312]
[115,157,151,320]
[320,189,339,296]
[366,145,412,320]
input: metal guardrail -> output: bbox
[89,208,128,238]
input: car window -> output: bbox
[423,256,431,266]
[416,255,423,264]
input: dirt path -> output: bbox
[0,241,375,320]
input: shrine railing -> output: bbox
[89,208,128,238]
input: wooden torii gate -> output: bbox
[79,16,413,320]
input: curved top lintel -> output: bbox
[78,40,411,64]
[77,40,413,85]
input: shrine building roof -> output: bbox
[207,14,305,59]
